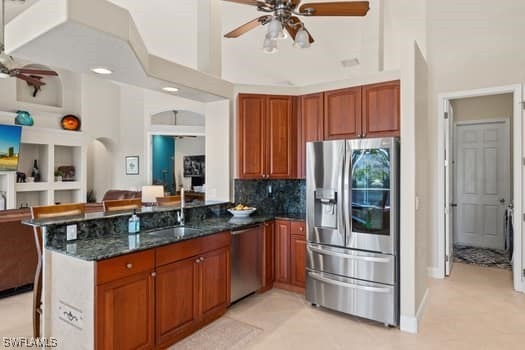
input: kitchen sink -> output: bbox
[172,226,200,235]
[148,226,201,237]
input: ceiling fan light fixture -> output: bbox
[267,18,283,40]
[262,36,277,54]
[294,28,310,49]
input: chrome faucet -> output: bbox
[178,188,185,225]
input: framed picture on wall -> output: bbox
[125,156,139,175]
[183,155,205,177]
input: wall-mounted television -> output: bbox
[0,124,22,172]
[183,155,205,177]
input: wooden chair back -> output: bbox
[31,203,86,219]
[156,195,181,207]
[103,198,142,212]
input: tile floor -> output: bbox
[1,263,524,349]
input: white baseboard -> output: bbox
[400,288,429,334]
[427,266,443,279]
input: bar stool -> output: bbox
[156,195,181,207]
[30,203,86,338]
[102,198,142,212]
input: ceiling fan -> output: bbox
[223,0,370,53]
[0,0,58,96]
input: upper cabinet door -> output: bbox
[266,95,296,179]
[298,93,324,178]
[324,87,362,140]
[237,94,266,179]
[362,80,400,138]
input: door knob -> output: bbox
[499,198,506,204]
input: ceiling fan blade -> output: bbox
[299,1,370,16]
[222,0,265,6]
[224,15,271,38]
[285,17,315,43]
[15,74,46,87]
[15,68,58,76]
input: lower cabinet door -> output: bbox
[275,220,291,283]
[96,271,155,350]
[156,257,199,346]
[199,247,230,319]
[291,234,307,288]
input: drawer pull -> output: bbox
[309,272,391,293]
[151,272,157,277]
[309,245,391,263]
[299,226,304,231]
[199,257,204,262]
[195,259,200,264]
[126,263,133,269]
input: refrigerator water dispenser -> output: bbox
[314,188,338,229]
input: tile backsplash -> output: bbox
[234,179,306,215]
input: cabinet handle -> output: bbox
[126,263,133,269]
[299,226,304,231]
[200,257,204,262]
[151,272,157,277]
[195,259,200,263]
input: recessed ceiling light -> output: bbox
[90,67,113,75]
[162,87,179,93]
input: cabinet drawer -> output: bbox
[96,250,155,285]
[290,221,306,238]
[156,231,231,267]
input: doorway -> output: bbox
[437,85,523,292]
[454,119,512,269]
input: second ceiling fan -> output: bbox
[223,0,370,52]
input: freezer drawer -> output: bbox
[306,270,398,326]
[307,243,396,285]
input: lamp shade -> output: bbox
[141,185,164,204]
[267,18,283,40]
[263,36,277,54]
[294,28,310,48]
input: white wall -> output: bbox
[205,99,230,201]
[451,94,513,122]
[174,136,205,191]
[426,0,525,273]
[399,41,428,333]
[107,0,198,69]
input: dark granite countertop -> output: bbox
[46,215,281,261]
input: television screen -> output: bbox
[183,155,205,177]
[0,124,22,172]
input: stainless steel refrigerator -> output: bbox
[306,137,399,326]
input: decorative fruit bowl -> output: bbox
[228,204,256,218]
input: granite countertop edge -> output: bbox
[46,213,305,262]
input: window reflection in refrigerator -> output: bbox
[351,149,391,235]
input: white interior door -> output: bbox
[455,120,510,250]
[444,101,454,276]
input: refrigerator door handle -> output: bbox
[308,245,391,263]
[308,272,391,293]
[343,141,352,245]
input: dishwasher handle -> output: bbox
[231,225,261,235]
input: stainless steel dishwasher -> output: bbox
[230,224,263,303]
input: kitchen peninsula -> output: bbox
[23,202,305,349]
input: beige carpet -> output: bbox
[168,317,262,350]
